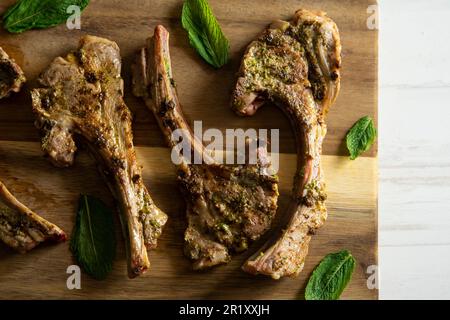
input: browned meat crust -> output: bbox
[0,46,25,99]
[0,180,66,252]
[231,10,341,279]
[132,26,279,269]
[31,36,167,278]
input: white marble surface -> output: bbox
[379,0,450,299]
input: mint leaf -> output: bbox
[3,0,90,34]
[70,195,116,280]
[305,250,356,300]
[181,0,229,68]
[346,116,377,160]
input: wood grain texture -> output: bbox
[0,142,377,299]
[0,0,378,299]
[379,0,450,299]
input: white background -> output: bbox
[379,0,450,299]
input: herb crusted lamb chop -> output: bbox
[132,25,279,270]
[0,46,25,99]
[0,49,62,253]
[0,181,66,252]
[232,10,342,279]
[31,35,168,278]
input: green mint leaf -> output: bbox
[70,195,116,280]
[3,0,90,34]
[181,0,229,68]
[305,250,356,300]
[346,116,377,160]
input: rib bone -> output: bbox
[231,10,341,279]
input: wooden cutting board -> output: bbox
[0,0,378,299]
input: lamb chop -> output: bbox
[31,35,168,278]
[0,180,66,253]
[132,25,279,269]
[0,46,25,99]
[231,9,341,279]
[0,50,61,253]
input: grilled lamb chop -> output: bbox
[231,10,341,279]
[0,46,25,99]
[132,25,279,269]
[0,180,66,252]
[31,35,168,278]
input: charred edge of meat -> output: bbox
[0,47,26,99]
[0,181,66,253]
